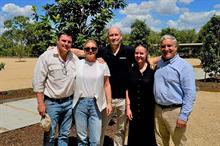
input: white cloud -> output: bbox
[121,0,181,16]
[214,11,220,15]
[214,4,220,9]
[167,20,178,28]
[0,27,5,34]
[108,13,161,34]
[179,0,194,4]
[167,11,216,31]
[120,1,154,15]
[2,3,33,17]
[155,0,180,15]
[0,15,5,26]
[180,7,190,13]
[0,3,34,34]
[116,1,167,33]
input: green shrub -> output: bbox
[0,62,5,70]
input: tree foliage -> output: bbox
[30,8,54,56]
[129,19,150,48]
[2,16,30,59]
[160,27,197,43]
[0,62,5,71]
[1,13,53,57]
[148,30,161,56]
[197,15,220,79]
[161,27,177,37]
[39,0,126,48]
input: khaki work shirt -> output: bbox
[32,46,78,99]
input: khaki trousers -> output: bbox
[155,105,187,146]
[101,98,128,146]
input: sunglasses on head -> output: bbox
[84,47,97,52]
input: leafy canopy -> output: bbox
[40,0,126,48]
[197,15,220,79]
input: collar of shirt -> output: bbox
[51,46,76,63]
[161,54,179,64]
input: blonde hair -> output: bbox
[83,39,98,48]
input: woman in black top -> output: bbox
[126,45,157,146]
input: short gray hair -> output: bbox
[160,34,178,47]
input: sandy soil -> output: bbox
[0,58,202,91]
[185,91,220,146]
[0,58,220,146]
[0,58,37,91]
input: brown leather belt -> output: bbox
[44,95,73,103]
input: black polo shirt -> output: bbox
[97,44,135,99]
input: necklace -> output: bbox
[139,63,148,74]
[61,61,67,75]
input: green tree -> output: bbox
[3,16,30,60]
[198,15,220,79]
[29,8,54,56]
[129,19,150,48]
[0,62,5,71]
[160,27,177,37]
[175,29,198,57]
[38,0,126,48]
[122,34,131,46]
[148,30,161,56]
[0,36,14,56]
[175,29,197,43]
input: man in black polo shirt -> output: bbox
[99,27,135,146]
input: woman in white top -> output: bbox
[72,39,112,146]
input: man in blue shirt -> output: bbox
[154,34,196,146]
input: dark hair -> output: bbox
[57,30,73,40]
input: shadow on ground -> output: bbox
[0,123,115,146]
[54,135,113,146]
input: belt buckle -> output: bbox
[57,98,63,102]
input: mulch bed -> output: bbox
[0,123,115,146]
[196,78,220,92]
[0,88,35,103]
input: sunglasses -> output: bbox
[84,47,97,52]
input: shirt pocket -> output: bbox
[48,65,64,80]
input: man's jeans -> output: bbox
[74,98,102,146]
[44,96,73,146]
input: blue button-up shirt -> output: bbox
[154,54,196,121]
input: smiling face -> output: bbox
[135,45,148,64]
[57,34,72,54]
[107,27,122,46]
[83,40,98,61]
[160,37,177,60]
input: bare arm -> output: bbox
[149,56,161,65]
[104,76,112,116]
[36,92,46,117]
[126,90,133,120]
[70,48,85,57]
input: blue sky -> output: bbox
[0,0,220,34]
